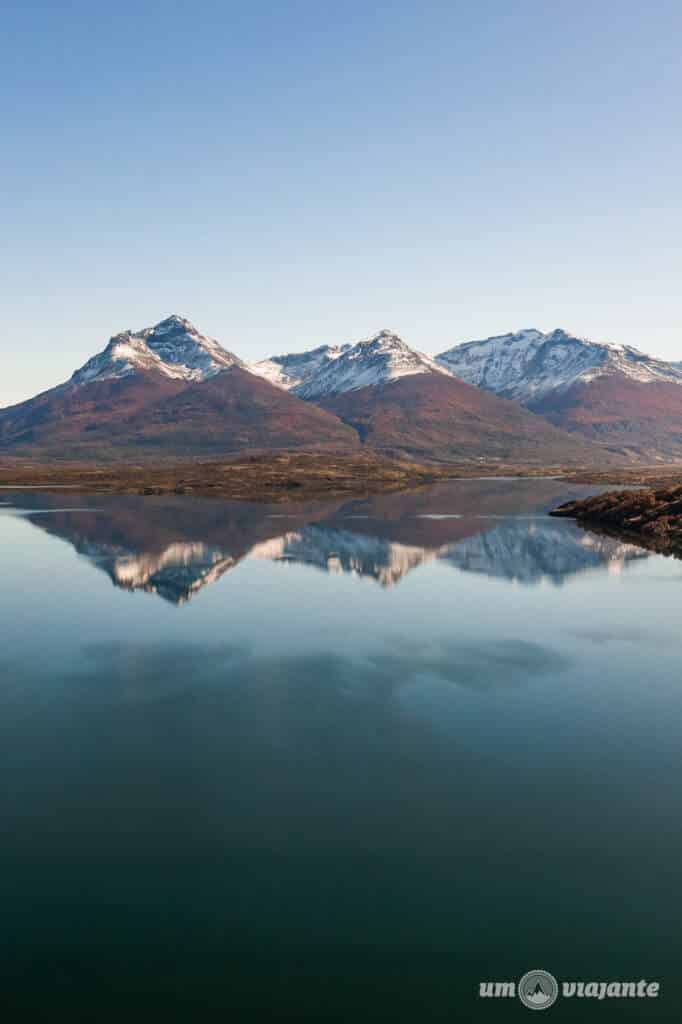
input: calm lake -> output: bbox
[1,478,681,1020]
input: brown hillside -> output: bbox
[0,373,185,452]
[529,376,682,459]
[115,368,360,454]
[318,374,608,464]
[0,368,359,459]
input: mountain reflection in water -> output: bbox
[3,479,649,603]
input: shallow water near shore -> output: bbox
[1,478,681,1020]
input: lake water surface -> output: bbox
[1,479,681,1020]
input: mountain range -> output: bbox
[2,315,682,463]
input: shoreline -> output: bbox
[2,453,681,501]
[551,482,682,557]
[0,452,451,502]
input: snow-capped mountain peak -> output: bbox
[436,328,682,403]
[257,329,453,400]
[346,329,435,361]
[295,329,453,399]
[70,315,244,386]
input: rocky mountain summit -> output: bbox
[258,330,453,400]
[71,314,244,385]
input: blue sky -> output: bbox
[1,0,681,405]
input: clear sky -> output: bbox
[2,0,681,406]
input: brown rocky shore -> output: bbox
[551,482,682,552]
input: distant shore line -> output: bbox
[1,453,681,501]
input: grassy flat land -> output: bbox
[0,451,454,501]
[560,465,682,487]
[2,452,682,501]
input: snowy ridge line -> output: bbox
[49,316,682,406]
[250,329,454,399]
[435,328,682,403]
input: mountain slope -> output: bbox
[317,373,601,464]
[528,375,682,459]
[110,367,360,454]
[437,328,682,459]
[0,372,186,452]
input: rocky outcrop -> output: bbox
[551,483,682,550]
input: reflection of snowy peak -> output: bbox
[436,328,682,403]
[84,521,648,594]
[70,315,244,385]
[78,526,444,593]
[442,519,648,584]
[250,525,446,586]
[78,539,238,604]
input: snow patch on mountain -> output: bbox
[436,328,682,403]
[277,330,454,400]
[250,344,352,390]
[70,315,244,386]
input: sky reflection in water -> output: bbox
[1,479,681,1020]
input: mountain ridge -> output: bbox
[250,330,453,398]
[436,328,682,403]
[250,343,353,391]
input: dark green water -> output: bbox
[1,479,681,1020]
